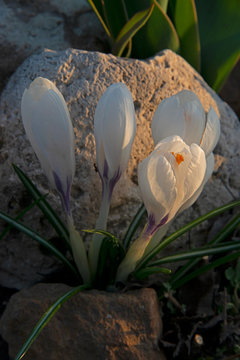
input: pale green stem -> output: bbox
[67,216,91,284]
[88,188,111,280]
[143,222,170,257]
[116,228,151,283]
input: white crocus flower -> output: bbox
[116,135,206,282]
[89,82,136,278]
[21,77,75,217]
[21,77,90,284]
[144,90,220,254]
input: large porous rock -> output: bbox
[0,284,165,359]
[0,0,106,91]
[0,48,239,289]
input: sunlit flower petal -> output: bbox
[200,107,220,156]
[152,90,206,147]
[21,77,75,215]
[94,82,136,192]
[139,135,206,232]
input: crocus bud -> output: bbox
[94,82,136,198]
[89,82,136,279]
[21,77,75,217]
[116,135,206,282]
[151,90,220,156]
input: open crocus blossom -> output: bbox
[89,82,136,277]
[144,90,220,253]
[21,77,90,283]
[21,77,75,217]
[116,135,206,282]
[151,90,220,158]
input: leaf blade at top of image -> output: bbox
[112,4,155,57]
[103,0,129,40]
[196,0,240,91]
[125,0,179,59]
[169,0,200,71]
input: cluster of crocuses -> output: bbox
[21,78,220,285]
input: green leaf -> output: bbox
[112,4,155,57]
[125,0,179,59]
[157,0,169,13]
[196,0,240,91]
[137,200,240,270]
[15,284,90,360]
[123,204,147,250]
[169,0,200,71]
[0,193,48,240]
[170,211,240,285]
[169,251,240,291]
[103,0,129,39]
[148,240,240,267]
[0,211,79,279]
[134,266,171,280]
[12,164,71,252]
[95,236,125,288]
[82,228,120,242]
[87,0,111,37]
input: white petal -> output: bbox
[21,77,75,192]
[177,90,206,145]
[151,94,185,145]
[200,107,220,156]
[179,152,214,213]
[151,90,206,147]
[94,83,136,179]
[138,151,177,225]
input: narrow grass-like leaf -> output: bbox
[123,204,147,250]
[13,164,70,252]
[170,211,240,285]
[87,0,111,37]
[95,236,125,288]
[82,228,119,242]
[137,200,240,270]
[0,211,79,279]
[15,284,90,360]
[169,251,240,292]
[112,4,154,57]
[0,194,48,240]
[148,240,240,267]
[134,266,171,280]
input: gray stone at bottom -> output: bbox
[0,284,165,359]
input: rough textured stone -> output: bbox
[0,0,106,91]
[0,284,165,360]
[0,48,239,288]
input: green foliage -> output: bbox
[15,284,90,360]
[88,0,240,91]
[225,259,240,313]
[1,165,240,358]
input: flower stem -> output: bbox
[67,216,91,284]
[88,187,111,281]
[115,228,151,283]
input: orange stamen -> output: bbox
[171,152,184,165]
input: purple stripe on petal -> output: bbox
[145,213,169,236]
[109,167,121,199]
[53,171,71,216]
[103,159,109,180]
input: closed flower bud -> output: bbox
[21,77,75,216]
